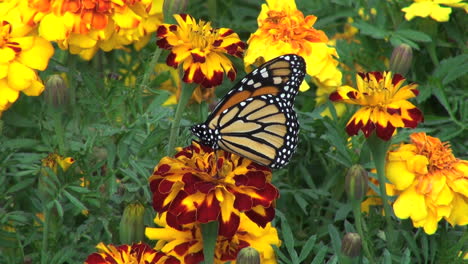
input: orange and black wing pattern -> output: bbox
[191,54,306,169]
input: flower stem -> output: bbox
[201,221,218,264]
[351,199,375,263]
[366,133,395,245]
[40,208,49,264]
[167,81,195,155]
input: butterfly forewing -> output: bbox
[191,54,305,169]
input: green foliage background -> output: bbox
[0,0,467,263]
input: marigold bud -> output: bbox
[390,44,413,76]
[345,165,369,201]
[119,202,145,244]
[236,247,260,264]
[44,74,68,108]
[341,232,362,257]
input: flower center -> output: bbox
[187,20,219,50]
[418,140,456,172]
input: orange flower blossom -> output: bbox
[244,0,342,92]
[329,71,423,140]
[156,14,245,88]
[145,212,281,264]
[149,141,278,238]
[386,132,468,234]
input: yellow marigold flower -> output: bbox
[157,14,245,88]
[402,0,468,22]
[30,0,163,60]
[244,0,342,92]
[42,153,75,173]
[386,132,468,234]
[149,142,278,238]
[145,213,281,264]
[0,20,54,115]
[329,71,423,140]
[84,242,179,264]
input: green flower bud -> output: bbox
[236,247,260,264]
[345,164,369,201]
[119,202,145,244]
[341,232,362,258]
[44,74,69,108]
[390,44,413,76]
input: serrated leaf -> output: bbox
[7,178,35,193]
[293,193,309,214]
[353,21,388,39]
[334,203,352,221]
[280,216,299,263]
[63,190,87,211]
[66,185,91,194]
[328,224,342,255]
[298,235,317,262]
[311,246,328,264]
[396,29,431,42]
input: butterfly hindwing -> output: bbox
[191,54,305,169]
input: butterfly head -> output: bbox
[191,123,218,149]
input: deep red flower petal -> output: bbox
[329,91,343,101]
[376,122,395,141]
[218,212,240,237]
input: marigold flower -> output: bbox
[244,0,342,92]
[41,153,75,173]
[84,242,179,264]
[329,71,423,140]
[0,20,54,115]
[157,14,245,88]
[402,0,468,22]
[386,132,468,234]
[29,0,163,60]
[145,212,281,264]
[149,142,278,238]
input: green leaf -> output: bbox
[353,21,388,39]
[62,190,87,211]
[311,246,328,264]
[395,29,431,42]
[298,235,317,262]
[66,186,91,194]
[328,224,342,256]
[7,178,35,194]
[280,215,299,263]
[383,249,392,264]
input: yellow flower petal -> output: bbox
[18,37,54,71]
[7,61,38,91]
[393,184,427,221]
[386,160,417,190]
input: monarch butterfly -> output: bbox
[191,54,306,169]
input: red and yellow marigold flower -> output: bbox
[149,142,278,238]
[157,14,245,88]
[329,71,423,141]
[0,20,54,116]
[27,0,163,60]
[402,0,468,22]
[146,212,281,264]
[42,153,75,173]
[244,0,342,92]
[84,242,180,264]
[386,132,468,234]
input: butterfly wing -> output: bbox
[191,54,305,168]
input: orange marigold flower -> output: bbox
[149,142,278,238]
[145,213,281,264]
[244,0,342,92]
[386,132,468,234]
[0,20,54,115]
[29,0,163,60]
[329,71,423,140]
[84,242,180,264]
[156,14,245,88]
